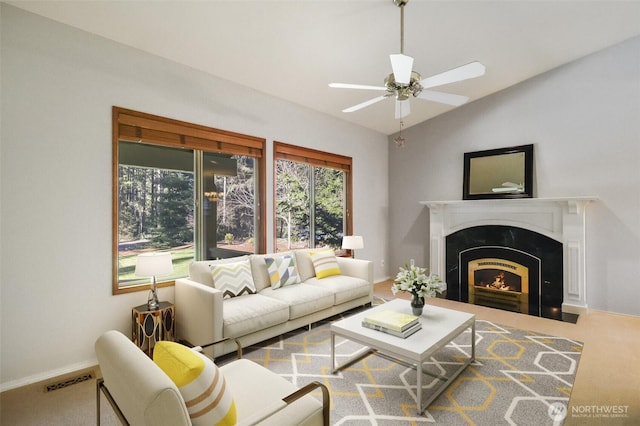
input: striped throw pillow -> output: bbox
[309,250,341,279]
[153,341,236,426]
[211,259,256,298]
[265,254,300,289]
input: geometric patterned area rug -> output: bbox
[240,311,583,426]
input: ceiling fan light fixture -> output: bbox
[390,53,413,84]
[384,71,423,101]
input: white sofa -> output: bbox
[175,249,374,358]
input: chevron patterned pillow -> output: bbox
[210,259,256,298]
[265,254,300,289]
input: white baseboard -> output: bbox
[586,308,640,319]
[562,303,588,316]
[0,358,98,393]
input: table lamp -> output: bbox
[135,252,173,310]
[342,235,364,258]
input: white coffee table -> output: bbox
[330,298,475,414]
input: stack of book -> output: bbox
[362,310,422,338]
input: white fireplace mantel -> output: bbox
[420,197,597,314]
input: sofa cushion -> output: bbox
[153,341,236,426]
[307,275,371,305]
[189,256,250,287]
[293,248,318,281]
[211,259,256,298]
[249,254,271,292]
[309,249,341,279]
[222,294,290,338]
[259,283,334,320]
[265,254,300,289]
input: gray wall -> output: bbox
[389,35,640,316]
[0,5,389,390]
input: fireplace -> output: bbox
[421,197,595,319]
[468,257,529,314]
[446,225,563,318]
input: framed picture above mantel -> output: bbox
[463,144,534,200]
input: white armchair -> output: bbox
[95,330,329,426]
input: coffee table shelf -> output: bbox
[330,298,475,414]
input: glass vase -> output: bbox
[411,294,425,316]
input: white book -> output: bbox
[362,320,422,338]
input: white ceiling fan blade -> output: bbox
[417,90,469,106]
[389,54,414,85]
[329,83,387,91]
[419,61,486,89]
[395,100,411,119]
[342,95,388,113]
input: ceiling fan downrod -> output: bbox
[394,0,409,54]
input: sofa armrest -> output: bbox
[336,257,373,284]
[192,337,243,359]
[175,278,224,359]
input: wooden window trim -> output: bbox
[116,108,265,154]
[274,141,351,171]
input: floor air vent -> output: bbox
[44,371,95,392]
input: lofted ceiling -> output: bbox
[8,0,640,135]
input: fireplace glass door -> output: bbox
[468,258,529,314]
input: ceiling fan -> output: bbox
[329,0,486,120]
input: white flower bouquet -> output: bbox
[391,263,444,299]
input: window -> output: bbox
[203,152,258,259]
[274,142,352,253]
[118,143,195,287]
[113,107,266,294]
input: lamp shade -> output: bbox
[342,235,364,250]
[135,252,173,277]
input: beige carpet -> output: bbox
[0,367,120,426]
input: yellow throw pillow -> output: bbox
[154,341,236,426]
[309,250,341,279]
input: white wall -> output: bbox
[389,35,640,317]
[0,5,389,390]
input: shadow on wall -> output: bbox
[393,206,430,271]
